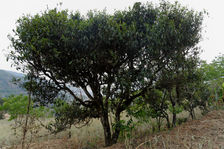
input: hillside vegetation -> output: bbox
[0,69,25,97]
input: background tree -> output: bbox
[144,89,170,130]
[200,54,224,102]
[0,94,49,147]
[156,51,200,126]
[181,67,210,119]
[8,1,204,146]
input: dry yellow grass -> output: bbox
[0,110,221,149]
[0,118,104,148]
[0,119,20,147]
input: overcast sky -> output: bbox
[0,0,223,72]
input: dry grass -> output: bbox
[0,118,104,149]
[0,119,20,147]
[2,108,224,149]
[107,109,224,149]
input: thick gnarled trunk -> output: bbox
[100,109,121,146]
[101,113,112,146]
[111,110,121,144]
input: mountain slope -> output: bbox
[0,69,26,97]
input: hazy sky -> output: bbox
[0,0,223,72]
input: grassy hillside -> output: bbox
[0,69,26,97]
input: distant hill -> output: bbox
[0,69,87,99]
[0,69,26,97]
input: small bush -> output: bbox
[176,117,188,125]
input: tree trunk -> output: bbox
[68,125,71,138]
[111,110,121,144]
[172,106,176,127]
[22,74,32,149]
[190,107,195,120]
[190,111,194,120]
[171,99,176,127]
[166,115,170,128]
[157,118,161,131]
[169,91,176,127]
[100,112,112,146]
[100,108,122,146]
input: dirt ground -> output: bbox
[107,110,224,149]
[5,110,224,149]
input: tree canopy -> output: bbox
[8,1,204,146]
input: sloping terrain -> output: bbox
[9,110,224,149]
[0,69,26,97]
[108,110,224,149]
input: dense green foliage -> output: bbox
[0,95,48,121]
[201,54,224,81]
[200,54,224,101]
[8,1,205,146]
